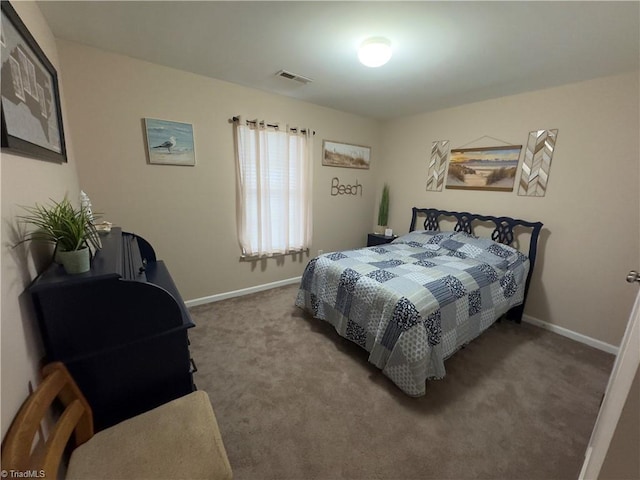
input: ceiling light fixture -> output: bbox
[358,37,392,68]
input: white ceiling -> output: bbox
[37,1,640,120]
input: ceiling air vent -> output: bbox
[276,70,313,84]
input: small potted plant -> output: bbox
[16,197,101,274]
[377,183,390,234]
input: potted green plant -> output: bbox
[16,197,101,274]
[377,183,390,233]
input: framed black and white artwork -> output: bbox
[1,1,67,163]
[144,118,196,166]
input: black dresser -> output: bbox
[28,227,195,431]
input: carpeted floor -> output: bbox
[188,284,614,480]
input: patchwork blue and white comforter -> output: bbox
[295,230,530,396]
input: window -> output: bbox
[234,122,313,257]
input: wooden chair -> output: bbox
[1,362,233,479]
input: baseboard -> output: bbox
[185,276,302,308]
[522,314,619,355]
[186,284,619,355]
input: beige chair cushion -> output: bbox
[67,391,232,480]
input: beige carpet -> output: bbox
[188,284,614,480]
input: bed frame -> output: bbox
[409,207,543,322]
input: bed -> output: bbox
[296,207,543,396]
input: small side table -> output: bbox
[367,233,396,247]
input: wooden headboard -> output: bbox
[409,207,544,322]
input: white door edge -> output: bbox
[579,289,640,479]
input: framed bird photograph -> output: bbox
[144,117,195,166]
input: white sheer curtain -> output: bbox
[234,122,313,257]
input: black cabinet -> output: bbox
[28,228,195,431]
[367,233,396,247]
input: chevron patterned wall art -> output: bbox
[518,129,558,197]
[427,140,450,191]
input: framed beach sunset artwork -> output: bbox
[445,145,522,192]
[144,118,195,166]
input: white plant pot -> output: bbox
[57,247,91,274]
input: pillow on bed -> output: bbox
[392,230,528,269]
[391,230,461,247]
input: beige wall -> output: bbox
[1,2,80,436]
[379,71,640,346]
[55,40,383,302]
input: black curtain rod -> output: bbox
[231,116,315,135]
[232,116,278,129]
